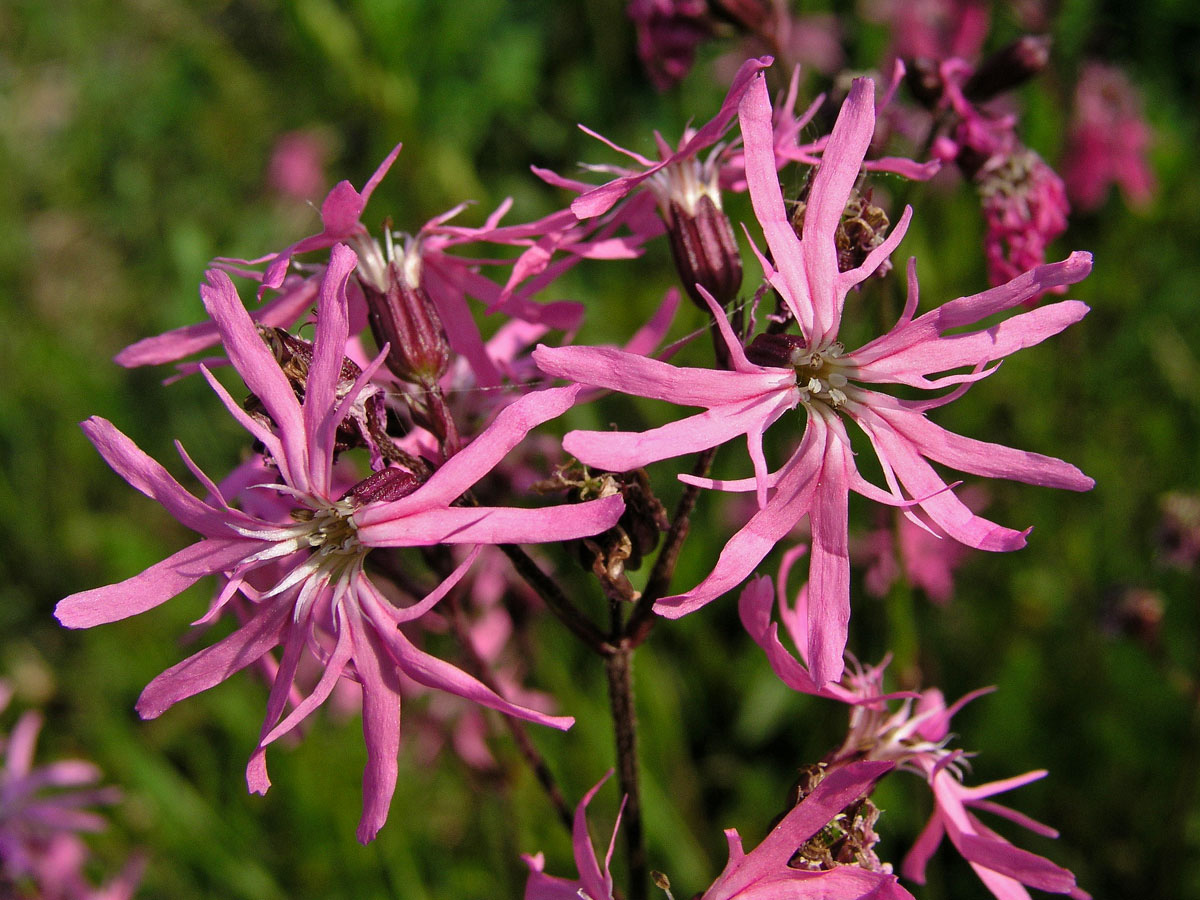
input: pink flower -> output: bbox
[741,597,1089,900]
[931,58,1070,301]
[826,666,1088,900]
[978,146,1070,297]
[864,0,990,63]
[1061,62,1155,212]
[21,833,144,900]
[700,760,912,900]
[524,763,911,900]
[522,772,623,900]
[56,246,624,842]
[535,68,1092,686]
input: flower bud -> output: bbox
[664,194,744,310]
[744,331,806,368]
[363,261,451,386]
[963,35,1052,103]
[343,466,421,506]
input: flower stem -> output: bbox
[604,640,647,900]
[627,446,717,646]
[498,544,613,654]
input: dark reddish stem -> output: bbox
[604,639,646,900]
[626,446,717,646]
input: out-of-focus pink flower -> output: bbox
[25,833,145,900]
[0,690,141,900]
[978,146,1070,298]
[713,3,844,81]
[267,130,331,201]
[856,489,986,604]
[537,68,1092,686]
[932,59,1070,302]
[522,772,624,900]
[863,0,989,64]
[56,248,624,842]
[628,0,712,92]
[1061,63,1155,211]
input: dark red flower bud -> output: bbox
[363,262,451,386]
[963,35,1052,103]
[744,331,806,368]
[343,466,421,506]
[664,194,743,310]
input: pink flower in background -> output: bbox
[0,687,142,900]
[537,68,1092,685]
[267,129,331,201]
[1062,62,1155,211]
[978,146,1070,296]
[856,488,986,604]
[522,772,623,900]
[864,0,989,63]
[56,246,624,842]
[931,58,1070,301]
[22,833,144,900]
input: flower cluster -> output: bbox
[56,18,1107,895]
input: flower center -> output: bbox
[292,498,363,564]
[745,333,856,409]
[646,150,724,220]
[792,342,851,408]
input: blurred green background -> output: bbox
[3,0,1199,897]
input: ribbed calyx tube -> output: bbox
[664,194,743,310]
[363,261,451,386]
[963,35,1052,103]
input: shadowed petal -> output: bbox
[135,596,291,718]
